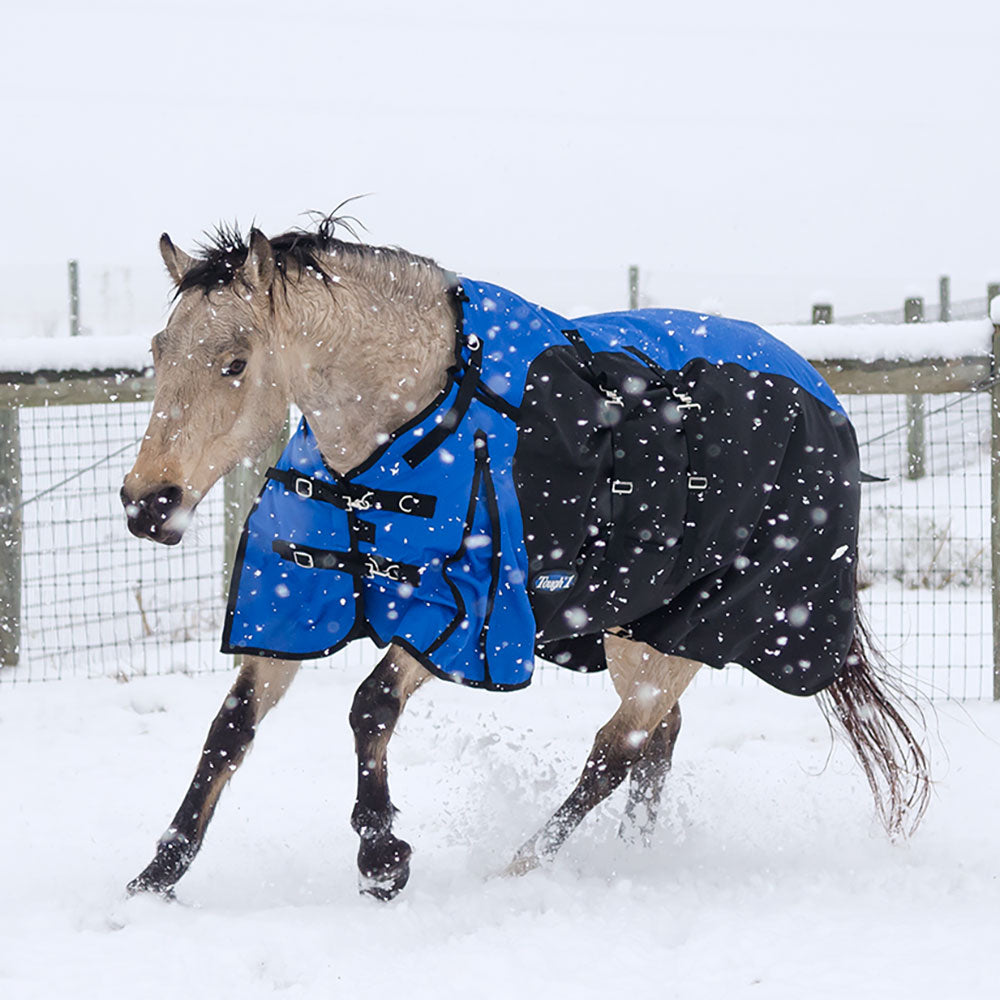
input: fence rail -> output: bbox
[2,331,999,697]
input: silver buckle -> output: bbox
[601,386,624,406]
[292,549,315,569]
[687,475,709,491]
[366,558,401,581]
[672,388,701,412]
[611,480,634,495]
[294,477,314,498]
[345,491,374,512]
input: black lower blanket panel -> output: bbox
[519,350,859,697]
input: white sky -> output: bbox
[2,0,998,335]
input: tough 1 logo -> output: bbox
[531,570,578,593]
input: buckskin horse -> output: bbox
[121,214,929,900]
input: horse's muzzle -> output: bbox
[120,484,187,545]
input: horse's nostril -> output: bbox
[123,484,187,544]
[153,485,183,509]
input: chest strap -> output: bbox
[266,467,437,518]
[272,540,422,586]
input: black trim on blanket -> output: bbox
[393,637,533,693]
[220,621,365,661]
[474,383,521,421]
[476,433,502,689]
[621,344,676,384]
[265,466,437,517]
[560,327,595,368]
[403,337,484,468]
[562,327,633,401]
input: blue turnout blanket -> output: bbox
[223,280,859,696]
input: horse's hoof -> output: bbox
[359,871,405,902]
[126,873,177,900]
[126,831,194,898]
[357,834,412,901]
[501,845,543,878]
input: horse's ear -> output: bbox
[242,227,275,291]
[160,233,195,287]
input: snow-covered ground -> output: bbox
[1,662,997,999]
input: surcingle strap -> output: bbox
[271,540,422,586]
[266,467,437,517]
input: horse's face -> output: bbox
[121,231,288,544]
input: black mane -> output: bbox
[176,209,375,296]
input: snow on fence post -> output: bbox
[0,409,21,666]
[904,297,926,480]
[628,265,639,310]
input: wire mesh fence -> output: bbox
[848,391,991,700]
[0,376,995,698]
[12,401,225,682]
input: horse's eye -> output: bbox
[221,359,247,378]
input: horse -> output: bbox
[120,214,930,901]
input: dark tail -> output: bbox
[817,610,931,838]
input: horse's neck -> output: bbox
[279,256,457,474]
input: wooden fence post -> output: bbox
[68,260,81,337]
[628,266,639,310]
[223,419,290,596]
[812,303,833,325]
[0,409,22,666]
[991,321,1000,700]
[904,297,926,480]
[939,276,951,322]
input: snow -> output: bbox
[991,295,1000,326]
[776,318,993,362]
[1,664,997,998]
[0,335,150,374]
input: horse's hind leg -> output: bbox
[349,644,432,900]
[127,654,300,897]
[620,701,682,846]
[506,636,700,875]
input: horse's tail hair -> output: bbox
[816,608,931,839]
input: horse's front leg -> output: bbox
[506,637,700,875]
[127,654,300,897]
[349,644,432,900]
